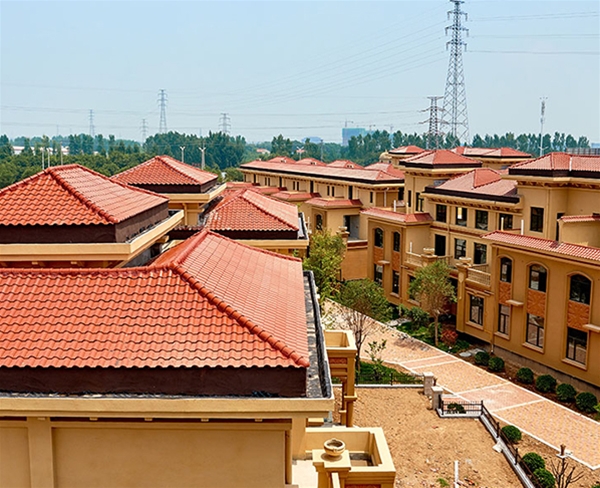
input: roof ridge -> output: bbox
[165,258,309,367]
[156,155,206,183]
[241,190,298,229]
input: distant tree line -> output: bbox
[471,132,590,155]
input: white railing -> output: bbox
[405,252,423,267]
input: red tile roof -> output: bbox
[207,189,299,232]
[268,156,297,164]
[452,147,531,158]
[271,191,318,202]
[484,231,600,263]
[404,149,482,167]
[305,198,363,208]
[296,158,328,166]
[388,145,425,155]
[560,214,600,223]
[0,164,167,226]
[362,208,433,224]
[241,159,404,183]
[434,168,517,197]
[509,152,600,173]
[111,155,218,187]
[364,162,406,179]
[328,160,361,169]
[0,231,309,369]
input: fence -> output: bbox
[438,397,483,417]
[355,369,423,386]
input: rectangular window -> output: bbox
[398,188,404,201]
[475,210,488,231]
[392,271,400,294]
[529,266,547,292]
[393,232,400,252]
[498,304,510,335]
[434,234,446,257]
[374,264,383,285]
[370,192,373,204]
[407,191,412,208]
[408,275,416,300]
[331,186,335,197]
[348,185,353,199]
[253,174,257,183]
[566,328,587,364]
[416,193,424,212]
[456,207,467,226]
[526,314,545,348]
[469,295,484,325]
[530,207,544,232]
[454,238,466,259]
[474,243,487,265]
[499,213,513,231]
[436,204,447,223]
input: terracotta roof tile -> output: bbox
[388,145,425,155]
[328,160,361,169]
[271,191,318,202]
[0,231,309,369]
[509,152,600,174]
[112,155,218,186]
[559,214,600,223]
[296,158,328,166]
[404,149,482,167]
[484,231,600,262]
[0,164,167,226]
[362,208,433,223]
[364,162,406,178]
[305,198,363,208]
[207,189,299,232]
[452,147,531,158]
[434,168,517,197]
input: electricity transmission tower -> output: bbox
[158,89,168,134]
[539,97,547,157]
[423,96,444,149]
[442,0,469,144]
[219,113,231,135]
[140,119,148,142]
[89,110,95,138]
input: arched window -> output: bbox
[528,264,547,292]
[570,274,591,305]
[374,228,384,248]
[500,257,512,283]
[315,214,323,231]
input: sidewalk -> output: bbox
[323,302,600,470]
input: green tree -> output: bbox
[303,230,345,301]
[0,135,14,159]
[337,279,392,368]
[408,260,456,347]
[271,134,293,157]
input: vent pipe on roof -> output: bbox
[521,219,524,235]
[393,200,397,212]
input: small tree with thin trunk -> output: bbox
[337,279,392,370]
[303,230,345,301]
[408,260,456,347]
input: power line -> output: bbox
[88,109,95,138]
[442,0,469,143]
[158,89,168,134]
[140,119,148,141]
[422,96,444,149]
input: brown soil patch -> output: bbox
[335,387,519,487]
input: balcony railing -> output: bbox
[405,252,423,267]
[467,267,491,287]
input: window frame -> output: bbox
[475,210,488,231]
[374,264,383,285]
[315,214,323,231]
[569,274,591,305]
[498,304,510,335]
[474,243,487,265]
[455,207,468,227]
[526,313,545,348]
[565,327,587,364]
[499,257,512,283]
[436,204,447,223]
[528,264,547,292]
[530,207,544,233]
[392,271,400,294]
[454,238,467,259]
[374,228,384,248]
[499,213,513,231]
[393,232,401,252]
[469,295,484,326]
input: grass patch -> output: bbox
[357,361,421,385]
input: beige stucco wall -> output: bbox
[0,425,30,487]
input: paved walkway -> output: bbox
[323,302,600,470]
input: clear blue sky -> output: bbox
[1,1,598,144]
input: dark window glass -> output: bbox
[526,314,545,348]
[348,186,353,199]
[474,243,487,265]
[315,214,323,231]
[500,258,512,283]
[407,190,412,208]
[416,193,424,212]
[393,232,401,252]
[498,304,510,335]
[434,234,446,257]
[370,192,373,204]
[398,188,404,201]
[392,271,400,294]
[570,275,591,304]
[566,328,587,364]
[500,213,513,230]
[475,210,488,230]
[530,207,544,232]
[456,207,467,226]
[529,265,547,292]
[374,228,384,248]
[436,205,447,223]
[469,295,484,325]
[408,275,416,300]
[374,264,383,285]
[454,239,466,259]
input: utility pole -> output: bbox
[89,110,95,138]
[180,145,185,163]
[158,89,168,134]
[199,146,206,170]
[539,97,547,157]
[219,113,231,135]
[442,0,469,144]
[141,119,148,142]
[421,96,444,149]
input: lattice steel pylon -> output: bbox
[442,0,469,144]
[158,89,168,134]
[426,96,444,149]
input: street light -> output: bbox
[180,146,185,163]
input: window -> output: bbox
[327,185,335,197]
[369,192,373,204]
[570,275,591,304]
[454,238,466,259]
[392,271,400,294]
[348,186,353,199]
[416,192,424,212]
[566,328,587,364]
[265,177,271,186]
[556,212,564,241]
[279,177,282,187]
[374,264,383,285]
[408,275,416,300]
[500,257,512,283]
[331,186,335,197]
[398,188,404,201]
[474,243,487,265]
[374,228,384,248]
[498,304,510,335]
[310,181,314,193]
[475,210,488,231]
[456,207,467,226]
[253,174,257,183]
[469,295,484,325]
[529,265,547,292]
[393,232,401,252]
[436,204,447,223]
[315,214,323,231]
[530,207,544,232]
[407,191,412,208]
[526,314,544,348]
[499,213,513,231]
[434,234,446,257]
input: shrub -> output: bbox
[535,374,557,393]
[575,391,598,413]
[501,425,522,444]
[555,383,577,403]
[521,452,545,472]
[488,356,505,372]
[447,403,466,414]
[441,328,458,347]
[532,468,555,488]
[474,351,490,366]
[516,367,534,384]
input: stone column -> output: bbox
[431,386,444,411]
[423,372,435,397]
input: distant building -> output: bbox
[342,127,367,146]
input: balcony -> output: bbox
[466,265,491,287]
